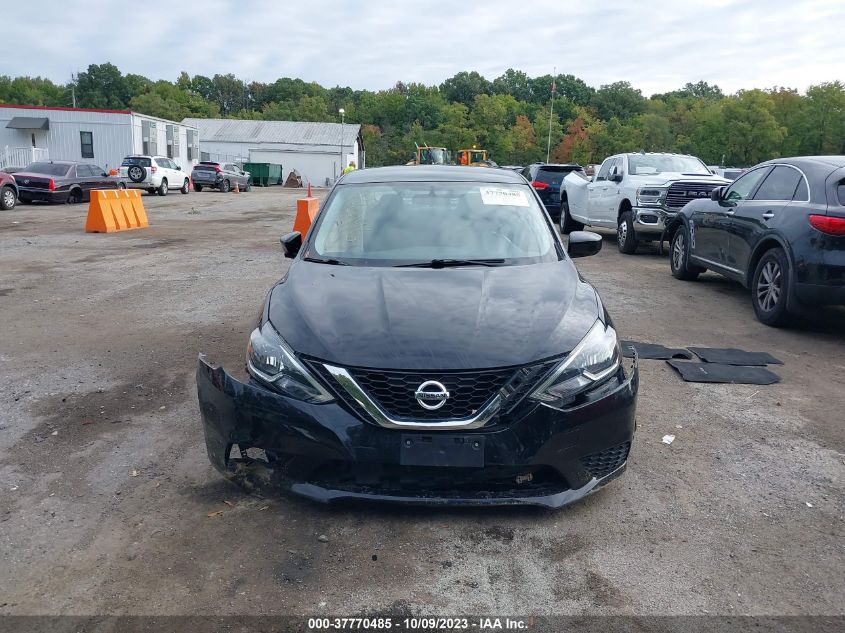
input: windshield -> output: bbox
[420,148,450,165]
[310,182,559,266]
[22,162,71,176]
[628,154,710,176]
[537,166,580,186]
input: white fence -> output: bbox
[0,146,49,171]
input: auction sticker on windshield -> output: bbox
[480,187,529,207]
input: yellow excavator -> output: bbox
[456,147,491,167]
[408,145,451,165]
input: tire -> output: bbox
[127,165,146,183]
[617,211,639,254]
[559,201,584,235]
[117,182,126,190]
[220,179,231,193]
[180,178,190,194]
[67,188,83,204]
[670,225,704,281]
[157,179,168,196]
[194,184,203,192]
[0,185,16,210]
[148,188,156,195]
[244,180,252,192]
[751,248,791,326]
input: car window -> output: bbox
[155,158,171,168]
[753,165,804,201]
[595,159,612,182]
[608,158,622,179]
[725,167,769,202]
[311,182,558,266]
[78,165,95,177]
[122,157,151,168]
[535,167,574,186]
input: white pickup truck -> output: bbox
[561,152,729,254]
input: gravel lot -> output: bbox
[0,186,842,617]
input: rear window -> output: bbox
[23,162,71,176]
[536,166,580,186]
[122,157,151,167]
[194,163,219,170]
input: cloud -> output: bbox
[4,0,843,95]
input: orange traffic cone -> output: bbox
[234,181,240,194]
[307,182,312,197]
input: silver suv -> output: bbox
[119,155,190,196]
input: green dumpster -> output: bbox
[243,163,283,187]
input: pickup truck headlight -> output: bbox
[636,187,668,207]
[247,322,334,403]
[529,321,621,410]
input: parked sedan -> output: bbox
[0,171,18,210]
[197,166,637,508]
[191,162,251,192]
[15,161,123,204]
[666,156,845,326]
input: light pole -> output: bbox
[339,108,345,178]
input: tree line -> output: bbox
[2,63,843,167]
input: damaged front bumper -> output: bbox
[632,207,678,235]
[196,355,638,509]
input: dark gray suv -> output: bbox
[192,162,251,193]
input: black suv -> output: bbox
[520,163,584,222]
[666,156,845,325]
[192,162,251,192]
[196,166,638,508]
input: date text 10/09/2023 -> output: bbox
[307,617,534,631]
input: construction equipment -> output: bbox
[456,147,490,166]
[408,145,451,166]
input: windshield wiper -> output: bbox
[395,258,506,268]
[303,256,349,266]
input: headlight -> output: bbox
[246,322,334,403]
[529,320,621,410]
[636,187,667,207]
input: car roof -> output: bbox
[759,155,845,169]
[528,162,581,168]
[340,165,527,184]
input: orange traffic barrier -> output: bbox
[293,197,319,235]
[85,189,149,233]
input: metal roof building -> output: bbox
[183,118,364,186]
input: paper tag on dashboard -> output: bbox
[479,187,529,207]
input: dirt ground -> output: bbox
[0,186,842,617]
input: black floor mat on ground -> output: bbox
[688,347,783,366]
[667,360,781,384]
[621,341,693,360]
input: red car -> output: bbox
[0,171,18,210]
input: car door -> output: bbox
[587,159,612,223]
[689,166,770,271]
[603,157,623,219]
[726,164,807,274]
[90,164,112,191]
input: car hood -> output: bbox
[627,172,729,186]
[268,260,600,370]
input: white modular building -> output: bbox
[0,105,199,173]
[183,118,364,186]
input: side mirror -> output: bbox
[567,231,603,258]
[102,172,108,177]
[177,165,182,171]
[280,232,302,258]
[710,186,724,201]
[609,172,623,183]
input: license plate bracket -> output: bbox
[400,434,484,468]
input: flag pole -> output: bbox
[546,66,556,163]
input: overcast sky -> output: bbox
[4,0,843,96]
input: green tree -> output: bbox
[75,63,130,109]
[591,81,646,120]
[440,71,491,106]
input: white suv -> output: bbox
[119,155,190,196]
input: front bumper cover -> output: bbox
[196,354,638,509]
[632,207,677,234]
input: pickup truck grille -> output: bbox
[665,182,721,210]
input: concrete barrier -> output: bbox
[85,189,149,233]
[293,197,319,235]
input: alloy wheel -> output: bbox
[672,233,685,270]
[756,260,782,312]
[2,188,15,208]
[617,221,627,247]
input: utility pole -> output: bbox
[71,72,77,108]
[339,108,345,177]
[546,66,556,163]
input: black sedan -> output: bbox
[197,166,638,508]
[666,156,845,326]
[16,161,123,204]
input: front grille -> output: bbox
[581,442,631,478]
[349,367,515,420]
[664,181,721,210]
